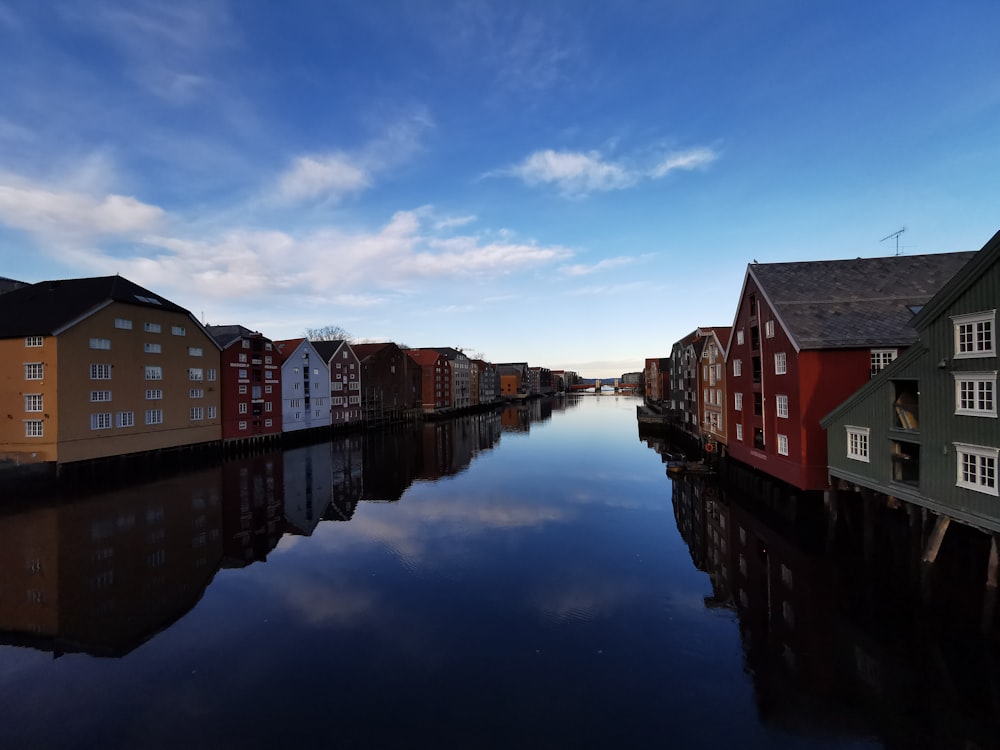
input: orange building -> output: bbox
[0,276,221,467]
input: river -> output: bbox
[0,395,995,748]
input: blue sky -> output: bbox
[1,1,999,378]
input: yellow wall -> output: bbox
[0,335,59,464]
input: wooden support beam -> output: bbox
[921,515,951,603]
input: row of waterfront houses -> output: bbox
[646,229,1000,534]
[0,275,577,471]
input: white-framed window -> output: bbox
[171,325,186,336]
[265,385,272,394]
[264,418,273,427]
[90,363,111,380]
[144,322,161,333]
[90,338,111,350]
[144,342,161,354]
[239,353,248,363]
[238,369,248,379]
[188,368,204,381]
[24,420,44,437]
[777,434,788,455]
[90,390,112,402]
[145,365,162,380]
[870,349,897,375]
[117,411,134,428]
[716,388,722,405]
[25,363,44,380]
[190,407,204,421]
[189,388,204,398]
[776,394,789,418]
[239,385,248,394]
[238,420,247,430]
[733,359,742,377]
[332,381,343,391]
[265,401,272,412]
[207,406,217,419]
[774,352,787,375]
[188,346,203,357]
[703,388,709,403]
[846,426,870,462]
[207,369,216,381]
[765,320,775,338]
[24,394,43,412]
[333,397,344,406]
[736,424,743,441]
[114,318,132,330]
[735,392,743,411]
[145,409,163,425]
[90,412,112,430]
[242,340,250,349]
[238,402,248,414]
[264,356,272,364]
[349,395,360,404]
[24,336,43,347]
[953,310,995,358]
[145,389,162,400]
[955,443,998,496]
[342,351,348,359]
[736,330,745,346]
[954,373,996,417]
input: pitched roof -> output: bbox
[406,349,445,366]
[310,339,348,362]
[0,275,190,338]
[351,342,393,361]
[205,324,258,349]
[0,276,28,294]
[273,337,306,363]
[749,251,975,350]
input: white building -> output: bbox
[274,338,332,432]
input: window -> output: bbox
[238,402,248,414]
[171,325,186,336]
[774,352,787,374]
[90,338,111,350]
[846,426,870,462]
[144,342,161,354]
[24,394,42,412]
[777,434,788,455]
[115,318,133,330]
[333,381,343,391]
[207,406,217,419]
[207,369,216,381]
[117,411,134,428]
[238,369,248,379]
[145,366,162,380]
[189,388,204,398]
[954,373,996,417]
[333,397,343,406]
[145,389,163,400]
[144,322,161,333]
[188,368,204,381]
[290,399,301,408]
[871,349,897,375]
[190,407,204,421]
[703,388,709,404]
[265,402,273,412]
[264,418,273,427]
[239,353,248,363]
[349,395,360,405]
[242,340,250,349]
[90,363,111,380]
[145,409,163,425]
[736,330,744,346]
[25,420,43,437]
[753,392,763,416]
[735,392,743,411]
[90,412,112,430]
[25,363,44,380]
[953,311,995,358]
[188,347,203,357]
[265,385,272,394]
[25,336,43,347]
[736,424,743,441]
[239,385,248,394]
[264,356,272,364]
[238,420,247,430]
[776,394,788,418]
[733,359,742,377]
[90,390,112,402]
[955,443,998,496]
[765,320,775,338]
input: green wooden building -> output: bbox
[821,230,999,533]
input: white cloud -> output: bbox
[559,256,635,276]
[504,150,634,194]
[276,153,370,203]
[434,215,477,231]
[649,147,719,178]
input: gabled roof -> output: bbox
[433,347,467,361]
[745,251,975,351]
[910,229,1000,331]
[351,342,394,361]
[0,276,28,294]
[273,337,306,363]
[311,339,349,362]
[406,349,446,367]
[0,275,191,338]
[205,324,262,349]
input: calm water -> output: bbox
[0,396,994,748]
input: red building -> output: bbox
[206,325,282,442]
[406,349,452,413]
[725,253,973,490]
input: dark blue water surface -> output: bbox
[0,396,993,748]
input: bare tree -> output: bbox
[305,325,353,342]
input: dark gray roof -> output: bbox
[311,339,347,362]
[0,276,28,294]
[0,275,190,338]
[750,252,975,350]
[205,324,258,349]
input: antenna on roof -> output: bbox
[880,227,906,256]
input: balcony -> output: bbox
[892,379,919,432]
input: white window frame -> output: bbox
[188,347,203,357]
[90,338,111,350]
[736,330,744,346]
[207,406,217,419]
[24,394,43,412]
[955,443,998,496]
[953,372,997,417]
[90,412,112,430]
[24,336,43,347]
[189,388,204,399]
[145,409,163,425]
[846,426,870,463]
[870,349,898,374]
[24,420,44,437]
[735,424,743,441]
[774,352,787,375]
[90,363,111,380]
[144,322,161,333]
[238,402,248,414]
[776,394,789,418]
[171,325,186,336]
[117,411,134,428]
[144,342,161,354]
[114,318,133,330]
[145,389,163,400]
[90,390,112,403]
[25,363,44,380]
[765,320,775,338]
[733,359,742,377]
[188,368,204,382]
[190,407,204,421]
[145,365,163,380]
[734,392,743,411]
[953,310,995,359]
[777,434,788,455]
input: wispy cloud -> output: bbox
[559,256,635,276]
[494,144,720,196]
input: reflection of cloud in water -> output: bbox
[282,581,378,627]
[533,575,641,625]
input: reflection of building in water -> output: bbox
[501,405,530,433]
[221,454,284,567]
[672,474,707,572]
[361,428,418,503]
[325,434,363,521]
[0,468,223,657]
[283,442,335,536]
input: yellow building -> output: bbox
[0,276,222,467]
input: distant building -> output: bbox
[206,325,282,442]
[273,338,331,433]
[406,349,452,412]
[312,340,363,427]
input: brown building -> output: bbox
[406,349,452,413]
[351,342,421,422]
[0,276,221,467]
